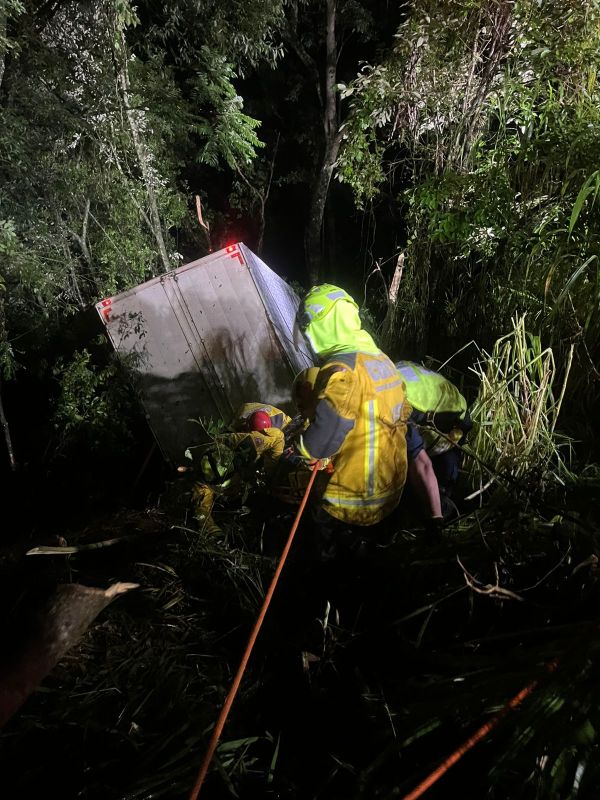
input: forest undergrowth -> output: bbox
[1,476,599,799]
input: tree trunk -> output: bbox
[117,34,171,274]
[0,7,6,92]
[0,375,16,472]
[325,183,337,280]
[305,151,340,283]
[0,289,16,472]
[304,0,341,284]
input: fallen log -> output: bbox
[26,535,140,555]
[0,581,138,728]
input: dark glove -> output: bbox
[283,414,306,444]
[282,446,303,467]
[424,516,444,545]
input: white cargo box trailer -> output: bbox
[95,243,312,465]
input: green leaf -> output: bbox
[556,255,597,306]
[568,171,600,234]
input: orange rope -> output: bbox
[188,462,321,800]
[401,659,559,800]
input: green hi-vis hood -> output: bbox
[302,284,379,359]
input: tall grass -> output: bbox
[466,316,574,491]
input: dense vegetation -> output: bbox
[2,0,599,477]
[1,1,600,798]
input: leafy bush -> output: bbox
[337,0,600,402]
[52,347,138,456]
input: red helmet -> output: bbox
[247,410,272,431]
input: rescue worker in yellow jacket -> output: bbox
[293,284,442,527]
[233,402,292,433]
[192,409,287,533]
[396,361,472,499]
[229,409,287,476]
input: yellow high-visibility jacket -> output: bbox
[396,361,471,455]
[233,403,292,431]
[299,351,410,526]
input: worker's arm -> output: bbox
[296,368,355,461]
[260,428,285,474]
[406,426,442,519]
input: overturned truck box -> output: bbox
[96,243,312,465]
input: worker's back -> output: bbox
[304,350,409,526]
[396,361,468,429]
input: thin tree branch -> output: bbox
[457,556,524,602]
[283,1,323,109]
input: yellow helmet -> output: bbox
[292,367,320,417]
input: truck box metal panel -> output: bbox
[96,243,312,465]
